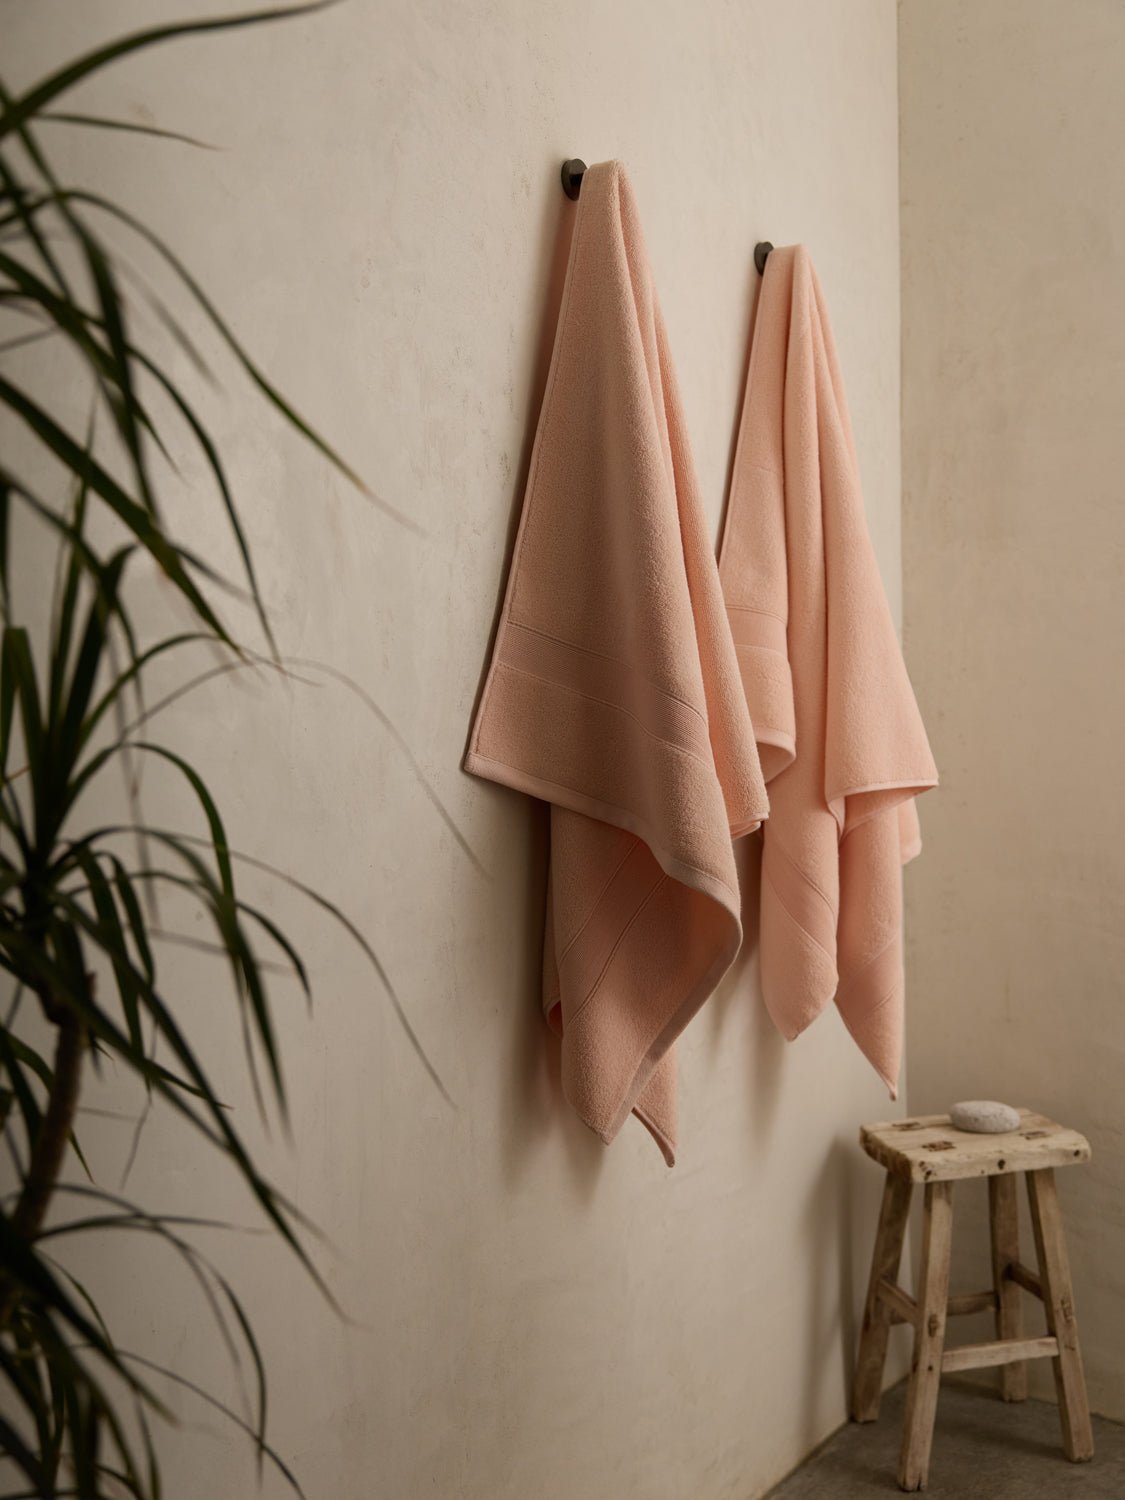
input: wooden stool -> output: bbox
[852,1108,1094,1491]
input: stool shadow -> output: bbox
[799,1138,860,1457]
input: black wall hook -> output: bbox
[561,159,587,200]
[754,241,774,275]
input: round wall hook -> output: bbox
[754,241,774,275]
[561,159,587,201]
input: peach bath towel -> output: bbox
[466,162,768,1164]
[718,246,937,1095]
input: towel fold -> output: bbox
[718,245,937,1095]
[466,161,768,1163]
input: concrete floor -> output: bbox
[766,1380,1125,1498]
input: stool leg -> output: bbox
[899,1180,954,1492]
[853,1171,913,1422]
[988,1175,1027,1401]
[1027,1168,1094,1462]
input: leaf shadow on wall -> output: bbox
[461,185,577,743]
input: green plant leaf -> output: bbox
[0,5,340,142]
[39,1182,271,1441]
[0,149,71,298]
[60,189,423,535]
[0,325,59,355]
[0,1027,45,1167]
[44,880,320,1290]
[0,9,418,1493]
[183,831,453,1105]
[0,467,127,643]
[124,343,275,652]
[37,112,219,150]
[72,851,145,1059]
[107,857,154,987]
[0,475,10,619]
[114,743,286,1111]
[76,229,156,518]
[0,1214,156,1408]
[78,633,211,757]
[0,376,232,645]
[0,245,170,482]
[4,627,46,843]
[0,627,17,774]
[0,1407,49,1496]
[115,1348,305,1499]
[47,450,92,735]
[55,548,131,799]
[280,654,485,873]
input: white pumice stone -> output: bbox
[950,1100,1021,1134]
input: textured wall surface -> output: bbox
[5,2,905,1495]
[900,0,1125,1422]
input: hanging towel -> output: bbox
[465,161,769,1164]
[718,245,937,1095]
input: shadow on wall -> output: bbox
[801,1138,861,1455]
[462,179,578,743]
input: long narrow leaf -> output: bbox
[0,376,232,644]
[72,851,144,1058]
[0,1028,92,1184]
[79,633,211,756]
[0,1408,49,1497]
[43,887,323,1292]
[47,435,92,731]
[0,5,339,142]
[125,342,275,651]
[0,325,60,355]
[67,862,307,998]
[0,246,168,474]
[0,1216,154,1404]
[0,150,71,298]
[55,548,131,796]
[170,828,452,1104]
[37,112,219,150]
[117,1347,304,1498]
[107,857,154,986]
[39,1184,270,1433]
[0,1025,44,1170]
[0,476,9,617]
[77,226,157,519]
[60,190,422,534]
[4,627,46,843]
[0,625,17,773]
[280,654,484,874]
[111,743,285,1108]
[1,466,125,636]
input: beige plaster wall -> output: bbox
[900,0,1125,1421]
[5,1,906,1494]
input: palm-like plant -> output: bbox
[0,8,448,1496]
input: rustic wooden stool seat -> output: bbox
[853,1108,1093,1491]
